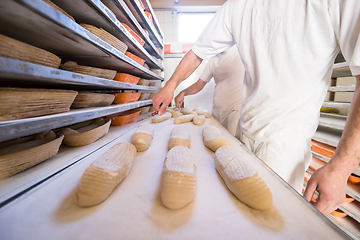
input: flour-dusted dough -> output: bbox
[74,142,137,207]
[168,126,191,150]
[193,115,206,125]
[171,111,182,118]
[193,108,211,118]
[180,107,198,115]
[131,123,154,152]
[202,125,231,152]
[174,114,196,124]
[152,112,172,123]
[161,146,196,210]
[214,146,273,210]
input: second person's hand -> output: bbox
[174,91,185,108]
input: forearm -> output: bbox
[181,80,207,96]
[330,75,360,174]
[164,50,203,92]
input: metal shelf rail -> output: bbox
[0,57,160,91]
[51,0,163,70]
[0,100,152,142]
[102,0,163,59]
[123,0,163,48]
[0,0,163,80]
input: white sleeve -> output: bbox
[200,60,214,83]
[192,0,236,60]
[334,0,360,76]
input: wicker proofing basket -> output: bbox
[0,88,78,121]
[80,24,128,54]
[71,92,115,108]
[0,34,61,68]
[0,133,64,180]
[60,61,117,79]
[61,118,111,147]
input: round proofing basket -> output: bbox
[63,119,111,147]
[0,135,64,180]
[60,63,117,79]
[80,24,128,54]
[0,34,61,68]
[71,92,115,108]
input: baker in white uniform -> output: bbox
[153,0,360,214]
[174,45,244,139]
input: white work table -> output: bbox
[0,117,349,239]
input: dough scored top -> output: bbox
[202,125,222,141]
[214,146,256,181]
[170,126,190,140]
[135,123,154,137]
[163,146,196,174]
[90,142,136,174]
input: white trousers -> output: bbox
[212,108,241,139]
[241,134,312,193]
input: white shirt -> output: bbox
[192,0,360,142]
[200,45,245,111]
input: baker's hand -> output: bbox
[174,91,185,108]
[152,84,175,115]
[304,160,347,214]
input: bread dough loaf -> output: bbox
[131,123,154,152]
[180,107,198,115]
[74,142,137,207]
[202,125,231,152]
[152,112,172,123]
[193,115,206,125]
[168,126,191,150]
[171,111,182,118]
[174,114,196,124]
[161,146,196,209]
[214,146,273,210]
[193,108,211,118]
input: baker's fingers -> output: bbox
[303,180,317,202]
[159,101,168,115]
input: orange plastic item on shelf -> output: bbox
[113,92,141,104]
[125,51,145,66]
[107,109,141,126]
[309,156,326,172]
[144,11,153,24]
[348,174,360,184]
[113,73,140,85]
[311,140,336,158]
[136,0,145,10]
[331,209,347,218]
[344,195,355,204]
[121,23,145,46]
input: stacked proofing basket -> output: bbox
[80,24,128,54]
[0,34,61,68]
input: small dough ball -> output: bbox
[193,115,206,125]
[131,123,154,152]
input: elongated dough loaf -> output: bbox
[180,107,198,115]
[168,126,190,150]
[152,112,172,123]
[74,142,137,207]
[174,114,196,124]
[202,125,231,152]
[171,111,182,118]
[193,115,206,125]
[161,146,196,209]
[214,146,272,210]
[193,108,211,118]
[131,123,154,152]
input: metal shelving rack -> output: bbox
[0,0,164,208]
[310,60,360,239]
